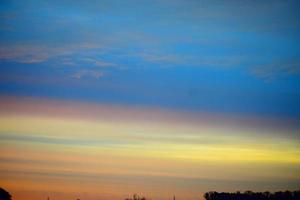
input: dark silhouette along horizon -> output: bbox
[0,188,12,200]
[204,191,300,200]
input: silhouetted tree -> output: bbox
[0,188,12,200]
[125,194,147,200]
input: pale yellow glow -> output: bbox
[0,99,300,200]
[0,116,299,169]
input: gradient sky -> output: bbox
[0,1,300,200]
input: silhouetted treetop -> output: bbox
[0,188,12,200]
[125,194,147,200]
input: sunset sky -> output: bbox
[0,1,300,200]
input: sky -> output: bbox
[0,0,300,200]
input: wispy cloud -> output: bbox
[81,58,118,67]
[0,43,105,63]
[251,60,300,81]
[132,52,245,69]
[138,53,182,64]
[71,69,104,79]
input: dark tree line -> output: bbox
[204,191,300,200]
[0,188,12,200]
[2,187,300,200]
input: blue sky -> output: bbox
[1,0,300,118]
[1,2,300,199]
